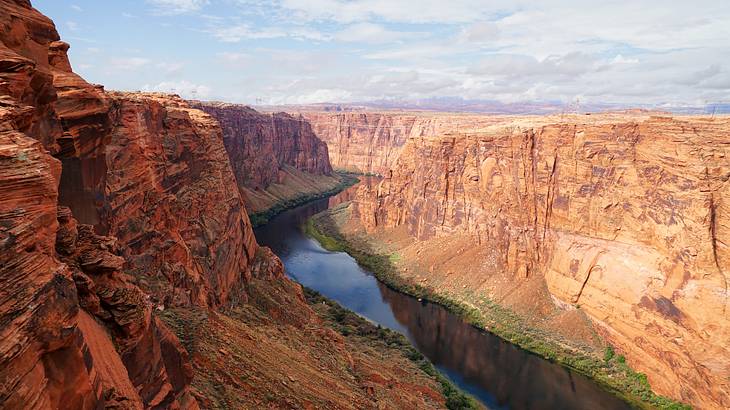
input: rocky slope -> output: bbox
[299,111,506,175]
[0,1,455,408]
[354,114,730,409]
[192,102,340,214]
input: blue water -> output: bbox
[255,181,631,410]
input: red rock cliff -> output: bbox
[0,1,274,407]
[1,1,203,407]
[301,111,505,175]
[101,93,260,308]
[355,114,730,408]
[192,102,332,190]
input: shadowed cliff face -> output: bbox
[193,102,332,191]
[355,116,730,408]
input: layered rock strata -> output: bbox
[1,2,453,408]
[192,102,332,190]
[1,1,201,407]
[355,114,730,408]
[299,111,506,175]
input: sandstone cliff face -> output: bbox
[355,114,730,408]
[1,2,204,407]
[1,4,450,409]
[193,102,332,190]
[301,111,504,175]
[103,93,259,308]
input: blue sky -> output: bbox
[34,0,730,107]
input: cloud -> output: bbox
[147,0,209,15]
[142,80,212,98]
[70,5,83,12]
[217,52,252,68]
[334,23,422,44]
[460,22,499,44]
[207,24,327,42]
[155,62,185,75]
[273,0,500,24]
[110,57,150,70]
[66,21,79,32]
[77,0,730,107]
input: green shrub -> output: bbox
[604,346,615,362]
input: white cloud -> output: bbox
[459,22,499,44]
[142,80,212,98]
[217,52,253,68]
[77,0,730,107]
[155,62,185,75]
[110,57,150,70]
[147,0,209,15]
[207,23,328,42]
[335,23,422,44]
[66,21,79,31]
[610,55,639,65]
[70,5,83,12]
[273,0,498,24]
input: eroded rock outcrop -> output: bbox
[355,114,730,408]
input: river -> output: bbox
[254,179,631,410]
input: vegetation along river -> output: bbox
[254,179,631,410]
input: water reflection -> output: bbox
[379,283,629,410]
[255,179,630,410]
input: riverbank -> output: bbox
[305,203,691,410]
[157,275,459,409]
[303,287,480,409]
[247,169,359,227]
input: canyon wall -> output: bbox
[0,1,199,407]
[300,111,506,175]
[1,3,453,409]
[0,1,266,407]
[101,93,260,308]
[355,114,730,408]
[192,103,345,214]
[193,102,332,190]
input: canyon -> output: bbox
[307,112,729,408]
[2,0,728,409]
[297,111,507,175]
[0,1,453,408]
[192,102,344,217]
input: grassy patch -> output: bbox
[332,169,382,177]
[306,209,691,410]
[248,173,358,227]
[303,287,480,410]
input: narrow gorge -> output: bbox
[1,1,728,410]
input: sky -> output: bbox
[34,0,730,108]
